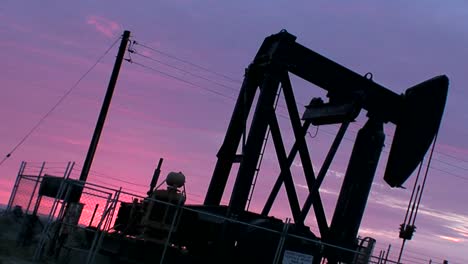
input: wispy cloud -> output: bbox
[42,134,90,147]
[369,191,468,242]
[294,163,468,243]
[296,183,339,196]
[86,15,121,38]
[371,193,409,211]
[359,227,398,240]
[438,235,464,243]
[450,226,468,238]
[292,161,345,179]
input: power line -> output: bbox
[128,46,291,112]
[79,165,207,202]
[90,172,149,188]
[131,50,239,93]
[0,36,121,167]
[341,118,468,174]
[129,60,237,101]
[127,43,468,184]
[131,41,364,132]
[435,150,468,165]
[133,39,468,173]
[369,126,468,170]
[74,163,149,188]
[405,249,465,264]
[130,59,468,183]
[429,166,468,182]
[133,40,241,84]
[319,124,468,183]
[432,156,468,172]
[90,177,143,194]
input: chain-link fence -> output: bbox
[2,161,440,264]
[6,161,76,216]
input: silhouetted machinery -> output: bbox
[114,159,187,242]
[113,30,448,263]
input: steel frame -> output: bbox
[203,30,362,239]
[202,30,441,263]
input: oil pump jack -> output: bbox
[112,30,448,264]
[200,30,448,263]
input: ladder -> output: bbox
[245,87,283,211]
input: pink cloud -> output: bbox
[359,227,398,241]
[45,135,90,147]
[438,235,463,243]
[451,226,468,238]
[86,15,121,38]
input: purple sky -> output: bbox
[1,0,468,262]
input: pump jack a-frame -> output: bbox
[203,30,448,262]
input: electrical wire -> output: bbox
[128,59,468,184]
[128,43,293,112]
[131,50,239,93]
[133,40,241,84]
[75,164,207,203]
[74,164,148,188]
[119,58,468,260]
[307,126,320,139]
[129,60,237,101]
[130,41,369,137]
[404,248,464,263]
[133,40,468,173]
[127,42,468,185]
[0,36,121,167]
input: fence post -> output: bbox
[66,162,75,178]
[160,197,184,264]
[88,204,99,227]
[383,244,391,264]
[378,250,384,264]
[25,162,45,214]
[33,162,71,260]
[6,161,26,212]
[85,192,112,264]
[86,187,121,264]
[273,218,291,264]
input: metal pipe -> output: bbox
[148,158,164,195]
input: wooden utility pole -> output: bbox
[79,30,131,183]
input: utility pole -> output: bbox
[79,30,131,183]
